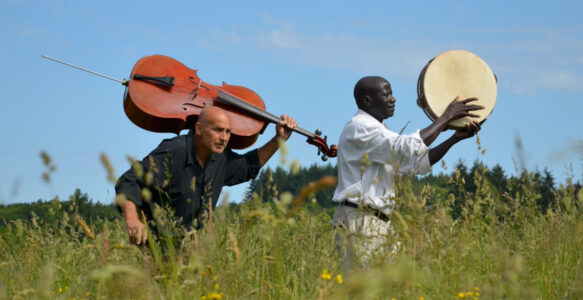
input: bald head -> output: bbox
[198,106,231,127]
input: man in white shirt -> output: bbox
[331,76,484,271]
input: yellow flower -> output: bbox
[85,292,91,296]
[201,296,208,300]
[59,288,63,293]
[458,292,465,298]
[214,283,220,290]
[321,269,332,280]
[419,297,425,300]
[208,292,223,299]
[336,274,343,284]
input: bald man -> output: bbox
[116,106,297,245]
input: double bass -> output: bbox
[43,55,337,160]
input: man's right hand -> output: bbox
[441,96,484,122]
[122,200,148,245]
[125,216,148,245]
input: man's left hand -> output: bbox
[276,114,297,141]
[455,120,485,140]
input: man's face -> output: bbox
[368,80,396,121]
[197,112,231,154]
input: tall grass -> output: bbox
[1,160,582,299]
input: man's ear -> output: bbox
[194,121,202,135]
[361,95,372,109]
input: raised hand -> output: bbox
[275,114,297,141]
[442,96,484,122]
[455,119,485,140]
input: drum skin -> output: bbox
[417,50,497,129]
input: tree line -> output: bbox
[1,160,581,226]
[245,160,582,217]
[0,189,118,227]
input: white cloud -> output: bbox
[265,25,583,94]
[195,29,242,51]
[266,23,301,49]
[188,19,583,94]
[538,70,582,90]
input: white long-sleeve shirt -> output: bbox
[332,109,432,215]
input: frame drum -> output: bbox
[417,50,497,129]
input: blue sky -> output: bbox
[1,0,582,205]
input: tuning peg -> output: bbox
[315,129,322,136]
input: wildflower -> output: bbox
[74,214,95,239]
[321,269,332,280]
[100,153,116,183]
[214,283,220,290]
[208,291,223,299]
[85,292,91,296]
[336,274,343,284]
[59,287,63,293]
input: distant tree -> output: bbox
[487,164,508,194]
[536,168,556,212]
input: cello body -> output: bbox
[123,55,267,149]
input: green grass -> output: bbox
[1,168,582,299]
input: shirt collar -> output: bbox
[356,109,388,128]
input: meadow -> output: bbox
[1,158,583,299]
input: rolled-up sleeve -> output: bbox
[115,150,171,210]
[115,162,144,209]
[224,149,261,186]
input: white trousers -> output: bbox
[331,205,399,272]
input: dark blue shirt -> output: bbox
[115,129,260,232]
